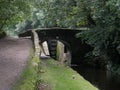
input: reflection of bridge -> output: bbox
[19,28,92,64]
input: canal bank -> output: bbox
[39,59,98,90]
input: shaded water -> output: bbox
[72,65,120,90]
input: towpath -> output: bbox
[0,37,32,90]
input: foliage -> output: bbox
[36,0,95,28]
[15,0,91,32]
[0,0,34,33]
[3,0,97,33]
[0,31,6,38]
[77,0,120,64]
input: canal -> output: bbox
[72,64,120,90]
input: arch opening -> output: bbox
[39,39,72,66]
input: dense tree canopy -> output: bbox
[15,0,92,32]
[77,0,120,62]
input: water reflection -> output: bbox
[72,65,120,90]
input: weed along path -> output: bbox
[0,37,32,90]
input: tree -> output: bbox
[25,0,89,28]
[0,0,34,33]
[77,0,120,64]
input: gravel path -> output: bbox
[0,37,33,90]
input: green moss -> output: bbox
[40,59,98,90]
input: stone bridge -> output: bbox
[19,28,92,64]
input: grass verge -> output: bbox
[39,59,98,90]
[13,55,40,90]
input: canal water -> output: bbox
[72,65,120,90]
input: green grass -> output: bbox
[40,59,98,90]
[12,53,98,90]
[13,56,40,90]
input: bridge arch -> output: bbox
[19,28,92,65]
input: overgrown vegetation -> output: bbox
[76,0,120,72]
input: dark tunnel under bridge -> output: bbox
[19,28,92,65]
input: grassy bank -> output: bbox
[39,59,98,90]
[13,56,40,90]
[12,56,98,90]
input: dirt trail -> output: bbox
[0,37,33,90]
